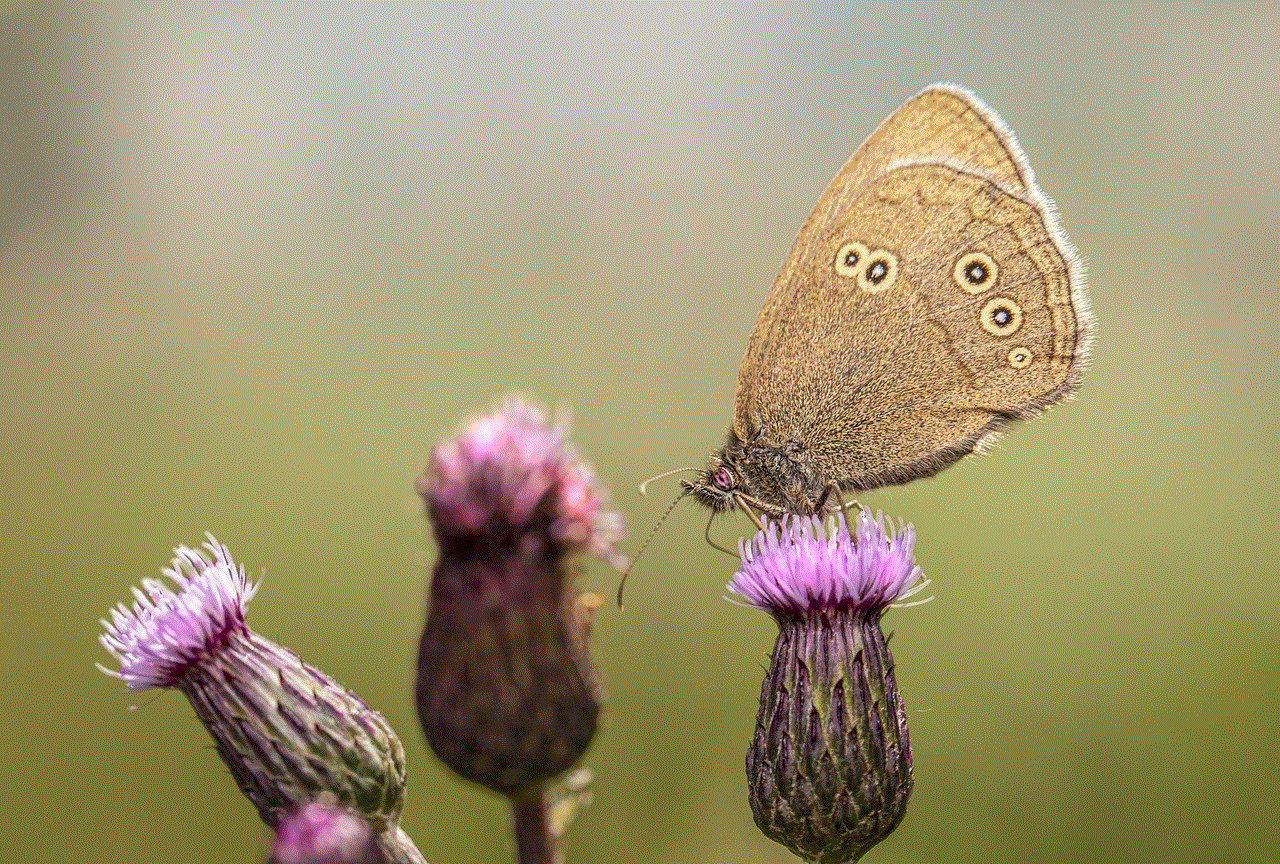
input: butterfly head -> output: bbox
[680,461,742,514]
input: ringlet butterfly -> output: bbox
[684,83,1091,518]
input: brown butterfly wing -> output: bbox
[823,83,1035,203]
[733,86,1089,494]
[759,84,1038,295]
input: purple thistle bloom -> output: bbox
[417,398,624,565]
[729,511,927,616]
[270,800,388,864]
[99,535,259,690]
[99,536,424,864]
[734,511,925,864]
[416,398,619,860]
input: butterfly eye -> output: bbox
[834,241,870,278]
[711,467,735,491]
[953,251,999,294]
[980,297,1023,336]
[857,250,898,293]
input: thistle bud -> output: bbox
[415,398,622,799]
[98,536,414,854]
[730,512,928,863]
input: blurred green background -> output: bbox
[2,3,1276,862]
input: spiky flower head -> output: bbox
[417,397,623,563]
[98,536,411,846]
[731,512,927,864]
[416,398,620,799]
[730,510,926,617]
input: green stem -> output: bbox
[377,827,429,864]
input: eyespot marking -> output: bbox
[857,249,898,293]
[834,241,869,279]
[954,251,998,294]
[980,297,1022,337]
[1008,346,1033,369]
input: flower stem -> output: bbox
[376,827,428,864]
[512,786,561,864]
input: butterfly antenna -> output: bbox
[616,489,690,609]
[637,466,698,498]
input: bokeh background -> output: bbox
[2,3,1277,862]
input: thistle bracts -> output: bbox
[748,606,911,863]
[179,623,406,831]
[416,530,602,796]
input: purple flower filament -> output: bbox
[730,511,927,617]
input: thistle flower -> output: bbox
[269,799,387,864]
[731,511,928,864]
[99,536,424,864]
[417,398,623,564]
[415,398,620,861]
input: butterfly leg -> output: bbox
[814,484,850,513]
[736,497,766,532]
[817,485,864,521]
